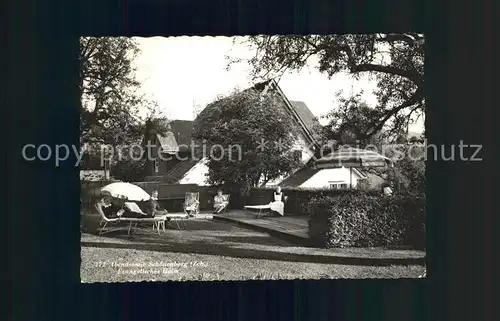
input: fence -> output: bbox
[81,181,381,215]
[132,182,219,211]
[246,187,382,216]
[80,180,221,213]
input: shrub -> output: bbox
[308,192,425,248]
[395,195,426,249]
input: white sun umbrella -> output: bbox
[100,182,151,202]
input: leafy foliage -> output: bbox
[321,94,391,147]
[387,154,425,196]
[193,88,302,191]
[364,144,426,196]
[110,158,148,182]
[80,37,144,148]
[227,34,425,140]
[308,192,425,248]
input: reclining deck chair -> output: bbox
[95,202,168,235]
[244,195,288,219]
[95,203,122,235]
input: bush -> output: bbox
[308,191,425,249]
[395,195,426,249]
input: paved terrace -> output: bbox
[213,210,426,265]
[214,210,309,244]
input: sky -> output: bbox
[132,36,424,133]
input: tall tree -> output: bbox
[79,37,142,148]
[227,34,425,140]
[321,93,390,147]
[192,89,302,192]
[110,101,171,180]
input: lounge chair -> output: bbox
[94,203,168,235]
[244,196,288,219]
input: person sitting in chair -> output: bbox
[184,193,199,217]
[269,186,285,216]
[213,189,229,214]
[145,190,169,217]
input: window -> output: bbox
[329,182,349,190]
[154,159,159,173]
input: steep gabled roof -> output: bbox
[250,79,320,147]
[290,100,321,139]
[159,159,199,183]
[279,167,321,187]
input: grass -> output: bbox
[81,215,425,282]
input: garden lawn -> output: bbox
[80,218,425,282]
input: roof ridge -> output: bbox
[266,80,318,147]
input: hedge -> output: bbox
[307,190,425,249]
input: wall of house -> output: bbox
[292,133,315,164]
[300,167,363,189]
[263,133,315,187]
[80,170,110,181]
[178,158,210,186]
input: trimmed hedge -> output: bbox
[308,190,425,249]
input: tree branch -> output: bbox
[352,63,423,84]
[365,85,424,137]
[379,33,417,46]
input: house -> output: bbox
[142,79,322,185]
[248,80,322,185]
[142,120,200,183]
[278,141,425,190]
